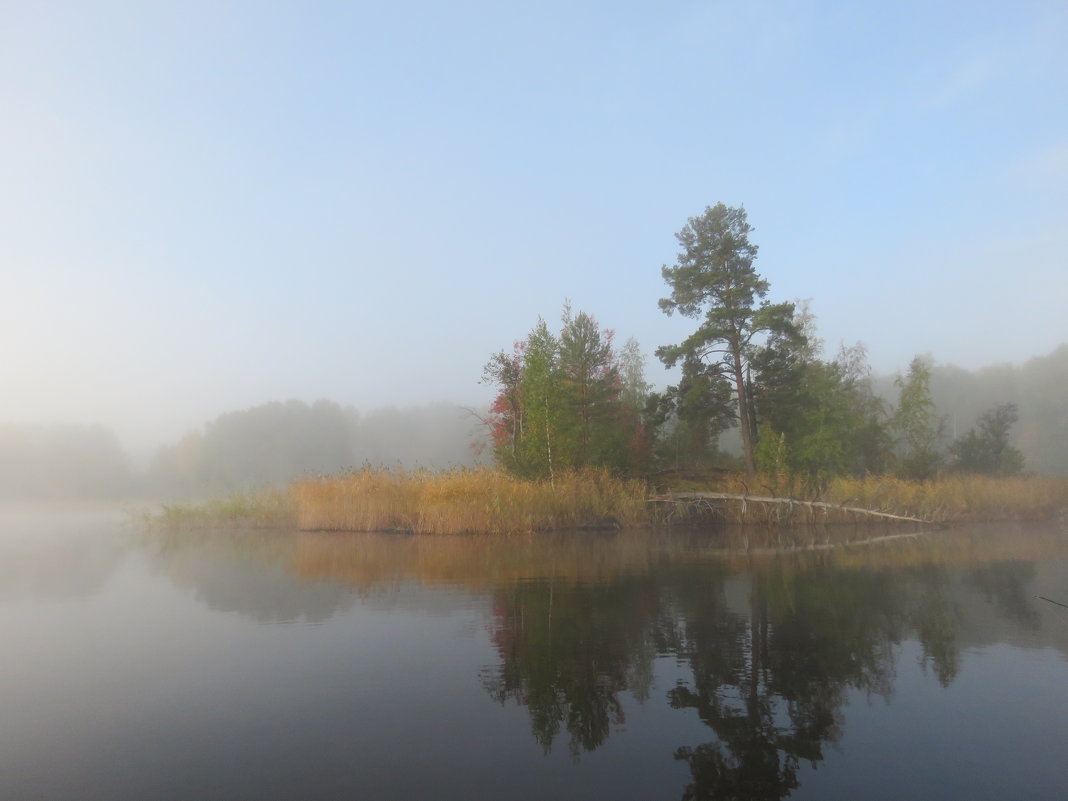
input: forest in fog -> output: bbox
[0,402,483,500]
[0,343,1064,501]
[872,345,1068,479]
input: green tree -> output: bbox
[748,305,819,473]
[833,343,892,474]
[558,305,620,467]
[752,337,890,480]
[893,357,945,479]
[617,337,656,473]
[483,306,647,478]
[618,337,651,414]
[949,403,1025,476]
[518,318,562,481]
[646,355,735,469]
[657,203,796,475]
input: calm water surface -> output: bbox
[2,507,1067,800]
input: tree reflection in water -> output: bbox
[145,523,1065,799]
[964,560,1040,628]
[483,555,974,800]
[482,575,665,754]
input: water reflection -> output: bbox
[475,531,1062,799]
[482,575,664,754]
[144,531,357,623]
[0,536,123,604]
[137,522,1068,800]
[671,565,953,799]
[964,561,1040,627]
[0,505,126,604]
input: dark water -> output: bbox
[3,508,1068,800]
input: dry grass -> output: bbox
[824,474,1068,522]
[147,470,1068,532]
[293,467,658,534]
[656,471,1068,524]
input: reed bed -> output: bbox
[824,474,1068,522]
[147,470,1067,532]
[148,489,296,528]
[293,467,658,534]
[669,472,1068,524]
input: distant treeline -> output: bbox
[0,423,133,500]
[147,400,485,497]
[871,345,1068,477]
[0,402,485,500]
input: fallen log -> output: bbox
[650,492,941,526]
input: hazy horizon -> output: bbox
[3,343,1064,463]
[4,2,1066,456]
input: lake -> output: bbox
[3,507,1067,800]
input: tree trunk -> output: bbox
[544,396,555,488]
[732,349,757,475]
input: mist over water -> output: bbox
[0,401,490,501]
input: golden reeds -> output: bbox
[824,474,1068,522]
[655,472,1068,525]
[148,469,1067,533]
[293,467,656,534]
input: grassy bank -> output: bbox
[667,471,1068,524]
[293,467,656,534]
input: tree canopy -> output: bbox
[949,403,1024,476]
[482,304,651,479]
[656,203,797,474]
[892,357,945,479]
[474,208,1054,483]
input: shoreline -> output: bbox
[140,468,1068,534]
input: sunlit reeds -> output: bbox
[293,467,657,534]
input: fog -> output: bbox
[869,345,1068,476]
[0,401,489,501]
[2,2,1066,494]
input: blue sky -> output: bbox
[2,0,1066,450]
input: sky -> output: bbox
[2,0,1066,453]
